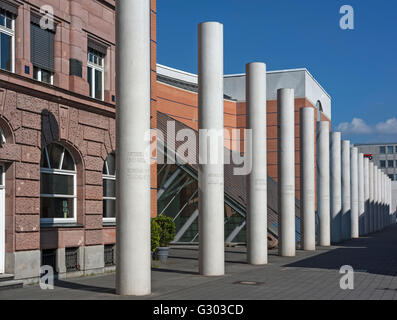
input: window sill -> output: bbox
[40,223,84,229]
[103,221,116,227]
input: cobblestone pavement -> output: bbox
[1,224,397,300]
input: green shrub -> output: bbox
[151,219,161,253]
[153,215,176,247]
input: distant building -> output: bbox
[354,143,397,181]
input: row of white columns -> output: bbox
[116,2,394,295]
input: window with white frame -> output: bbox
[40,143,77,223]
[87,48,104,100]
[0,8,15,72]
[103,153,116,221]
[33,66,53,85]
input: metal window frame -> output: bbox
[104,244,115,266]
[40,144,77,224]
[65,247,79,272]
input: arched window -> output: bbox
[103,153,116,221]
[40,143,77,223]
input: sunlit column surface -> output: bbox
[350,147,359,238]
[363,158,369,235]
[374,165,378,232]
[369,162,374,233]
[115,0,151,296]
[330,132,342,243]
[278,88,296,257]
[358,153,364,236]
[246,62,268,265]
[341,140,351,240]
[317,121,330,246]
[198,21,225,276]
[300,107,315,251]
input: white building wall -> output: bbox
[157,64,332,120]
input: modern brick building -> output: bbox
[0,0,331,282]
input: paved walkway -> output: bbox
[1,224,397,300]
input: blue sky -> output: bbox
[156,0,397,144]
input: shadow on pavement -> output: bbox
[285,225,397,277]
[54,280,115,294]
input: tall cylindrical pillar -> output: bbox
[116,0,151,296]
[300,107,315,251]
[330,132,342,243]
[378,169,382,231]
[246,62,267,265]
[341,140,351,240]
[198,21,225,276]
[369,162,374,233]
[317,121,330,246]
[382,173,385,229]
[358,153,364,236]
[363,157,369,235]
[373,165,378,232]
[350,147,359,238]
[278,88,296,257]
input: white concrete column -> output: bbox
[277,88,296,257]
[373,165,378,232]
[246,62,267,265]
[380,173,384,229]
[379,172,382,230]
[341,140,351,240]
[350,147,359,238]
[330,132,342,244]
[198,21,225,276]
[115,0,151,296]
[378,169,382,230]
[382,173,386,228]
[389,178,392,224]
[358,153,364,236]
[300,107,315,251]
[363,157,369,235]
[317,121,330,246]
[369,162,374,233]
[389,178,392,225]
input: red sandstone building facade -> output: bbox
[0,0,331,282]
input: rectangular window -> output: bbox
[380,160,386,168]
[387,146,394,154]
[31,21,55,82]
[87,48,104,100]
[380,146,386,154]
[65,247,79,272]
[388,160,394,168]
[33,66,53,85]
[389,174,394,180]
[103,177,115,219]
[104,244,115,266]
[0,9,14,72]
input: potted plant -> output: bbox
[151,219,161,259]
[153,215,176,263]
